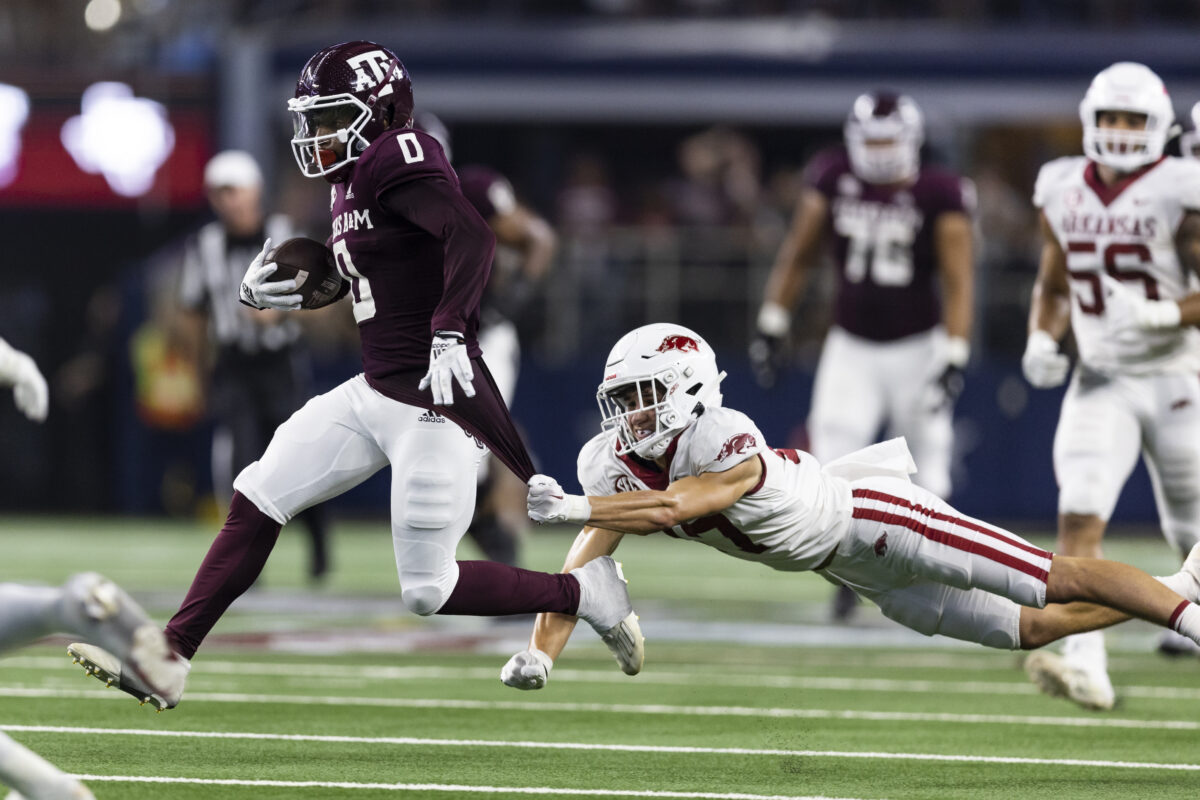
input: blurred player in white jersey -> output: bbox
[1021,62,1200,710]
[0,339,183,799]
[749,91,975,620]
[499,323,1200,691]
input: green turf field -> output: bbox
[0,517,1196,799]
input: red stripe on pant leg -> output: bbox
[852,488,1051,559]
[852,506,1050,583]
[1169,600,1191,631]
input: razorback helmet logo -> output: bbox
[716,433,757,462]
[656,335,700,354]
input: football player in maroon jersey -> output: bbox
[749,91,975,622]
[67,41,640,710]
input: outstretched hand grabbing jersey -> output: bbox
[0,337,48,422]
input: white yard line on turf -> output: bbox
[6,726,1199,771]
[69,776,867,799]
[2,687,1198,730]
[6,656,1200,701]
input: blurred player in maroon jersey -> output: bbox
[749,92,975,621]
[67,41,639,710]
[415,112,557,568]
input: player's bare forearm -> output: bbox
[935,212,974,340]
[1029,213,1072,339]
[583,458,763,533]
[528,526,625,660]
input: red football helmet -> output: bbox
[287,41,414,182]
[844,91,924,185]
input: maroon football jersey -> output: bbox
[806,146,973,342]
[329,127,495,377]
[326,128,535,480]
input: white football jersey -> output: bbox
[1034,156,1200,375]
[576,407,851,571]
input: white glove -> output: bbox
[0,339,48,422]
[500,648,554,690]
[418,331,474,405]
[1101,273,1181,332]
[238,238,302,311]
[1021,329,1070,389]
[527,474,592,525]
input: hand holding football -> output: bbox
[265,237,345,309]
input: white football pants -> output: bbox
[820,477,1052,650]
[234,374,486,615]
[1054,368,1200,555]
[808,326,953,499]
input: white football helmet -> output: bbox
[597,323,726,460]
[843,91,924,185]
[1080,62,1174,172]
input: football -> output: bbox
[266,237,345,309]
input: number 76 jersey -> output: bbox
[1035,155,1200,375]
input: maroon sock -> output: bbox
[164,491,281,658]
[436,561,580,616]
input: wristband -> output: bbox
[563,494,593,525]
[756,302,791,338]
[1141,300,1182,329]
[945,336,970,369]
[1026,329,1058,352]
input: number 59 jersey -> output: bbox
[576,406,851,571]
[1035,155,1200,375]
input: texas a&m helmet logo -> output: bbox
[656,335,700,354]
[347,50,404,92]
[716,433,757,462]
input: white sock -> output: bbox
[1169,601,1200,645]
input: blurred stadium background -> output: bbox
[4,3,1200,798]
[5,1,1200,523]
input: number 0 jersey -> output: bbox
[1035,155,1200,375]
[577,406,851,571]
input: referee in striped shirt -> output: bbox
[176,150,331,581]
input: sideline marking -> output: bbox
[2,725,1197,771]
[70,775,869,799]
[3,687,1197,730]
[7,656,1200,701]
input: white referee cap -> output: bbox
[204,150,262,188]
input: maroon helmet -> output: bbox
[287,40,414,182]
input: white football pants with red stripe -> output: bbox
[819,476,1053,650]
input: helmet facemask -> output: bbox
[844,93,923,185]
[1079,62,1174,173]
[288,93,373,179]
[1082,111,1164,172]
[599,373,692,460]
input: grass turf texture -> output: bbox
[0,517,1196,799]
